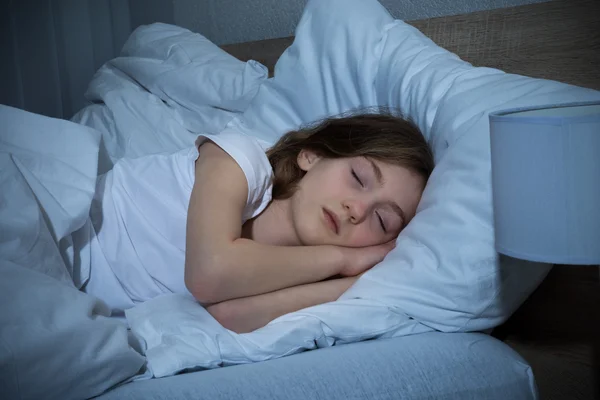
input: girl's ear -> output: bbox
[297,149,320,172]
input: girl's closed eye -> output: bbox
[351,169,363,187]
[376,211,387,233]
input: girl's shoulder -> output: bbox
[195,131,273,221]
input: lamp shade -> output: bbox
[490,101,600,265]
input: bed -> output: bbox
[1,1,598,399]
[98,0,598,398]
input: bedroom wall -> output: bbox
[175,0,552,45]
[3,0,551,120]
[2,0,174,119]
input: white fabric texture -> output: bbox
[71,22,268,172]
[0,105,145,400]
[80,131,273,312]
[125,0,600,377]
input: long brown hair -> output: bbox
[266,110,435,200]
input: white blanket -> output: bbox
[71,22,267,170]
[126,293,431,378]
[0,105,145,400]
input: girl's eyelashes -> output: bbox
[351,169,364,187]
[376,212,387,233]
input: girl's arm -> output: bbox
[205,276,360,334]
[185,142,347,304]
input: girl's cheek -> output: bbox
[347,228,380,247]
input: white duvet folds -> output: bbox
[0,105,146,400]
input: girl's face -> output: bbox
[287,150,425,247]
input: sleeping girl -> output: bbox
[75,112,434,333]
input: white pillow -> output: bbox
[226,0,600,332]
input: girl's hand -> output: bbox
[338,240,396,277]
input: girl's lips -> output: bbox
[323,208,339,234]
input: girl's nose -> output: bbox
[343,199,369,223]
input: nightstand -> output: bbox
[492,265,600,400]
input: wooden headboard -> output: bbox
[222,0,600,90]
[221,1,600,399]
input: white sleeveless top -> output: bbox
[74,130,273,312]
